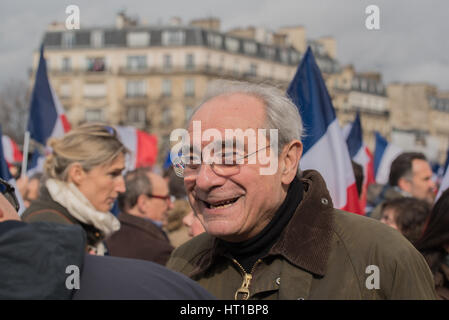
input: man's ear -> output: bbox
[397,177,411,193]
[280,140,303,185]
[136,194,148,213]
[67,163,86,186]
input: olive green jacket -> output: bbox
[167,170,437,300]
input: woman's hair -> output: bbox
[381,197,431,244]
[416,189,449,253]
[44,123,129,181]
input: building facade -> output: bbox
[32,14,339,162]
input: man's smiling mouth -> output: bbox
[202,196,241,209]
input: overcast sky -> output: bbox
[0,0,448,90]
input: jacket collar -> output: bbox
[190,170,335,278]
[118,212,168,241]
[269,170,334,276]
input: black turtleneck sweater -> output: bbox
[220,177,303,273]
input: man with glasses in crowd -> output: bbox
[107,168,175,265]
[167,80,437,300]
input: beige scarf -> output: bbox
[46,179,121,255]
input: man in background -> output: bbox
[107,168,174,265]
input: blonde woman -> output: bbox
[22,124,128,255]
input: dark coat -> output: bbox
[167,170,437,300]
[106,212,174,265]
[0,220,214,300]
[21,187,104,249]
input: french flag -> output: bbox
[26,44,71,173]
[287,47,362,214]
[1,135,23,168]
[0,126,25,215]
[436,148,449,201]
[346,113,375,213]
[373,132,402,185]
[115,126,158,171]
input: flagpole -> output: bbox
[21,131,30,178]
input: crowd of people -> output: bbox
[1,80,448,300]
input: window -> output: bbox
[207,33,222,49]
[163,54,172,70]
[126,80,146,97]
[262,46,276,60]
[62,57,71,72]
[91,31,104,48]
[162,30,185,46]
[185,105,194,121]
[249,63,258,76]
[185,54,195,70]
[233,59,239,76]
[161,107,172,125]
[225,37,239,52]
[62,32,75,48]
[86,57,105,72]
[85,108,103,122]
[185,79,195,97]
[290,51,301,64]
[162,79,172,97]
[243,41,257,55]
[280,50,288,63]
[127,55,147,70]
[83,83,106,98]
[361,79,367,91]
[127,106,146,124]
[127,32,150,47]
[59,83,71,97]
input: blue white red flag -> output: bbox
[287,47,362,214]
[436,148,449,201]
[26,44,71,173]
[0,126,25,215]
[346,113,375,213]
[373,132,402,185]
[1,135,23,168]
[115,126,158,171]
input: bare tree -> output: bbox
[0,79,29,144]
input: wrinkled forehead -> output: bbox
[188,94,266,133]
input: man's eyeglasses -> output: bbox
[0,177,20,212]
[173,145,270,178]
[147,194,176,204]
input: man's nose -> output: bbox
[194,163,227,191]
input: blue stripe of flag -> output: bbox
[346,112,363,158]
[373,132,388,177]
[287,47,337,154]
[27,44,58,146]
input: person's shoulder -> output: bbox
[332,209,437,299]
[333,209,416,256]
[74,254,215,300]
[166,232,214,273]
[22,201,74,225]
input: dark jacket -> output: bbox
[21,187,104,249]
[106,212,174,265]
[0,220,214,299]
[167,170,437,300]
